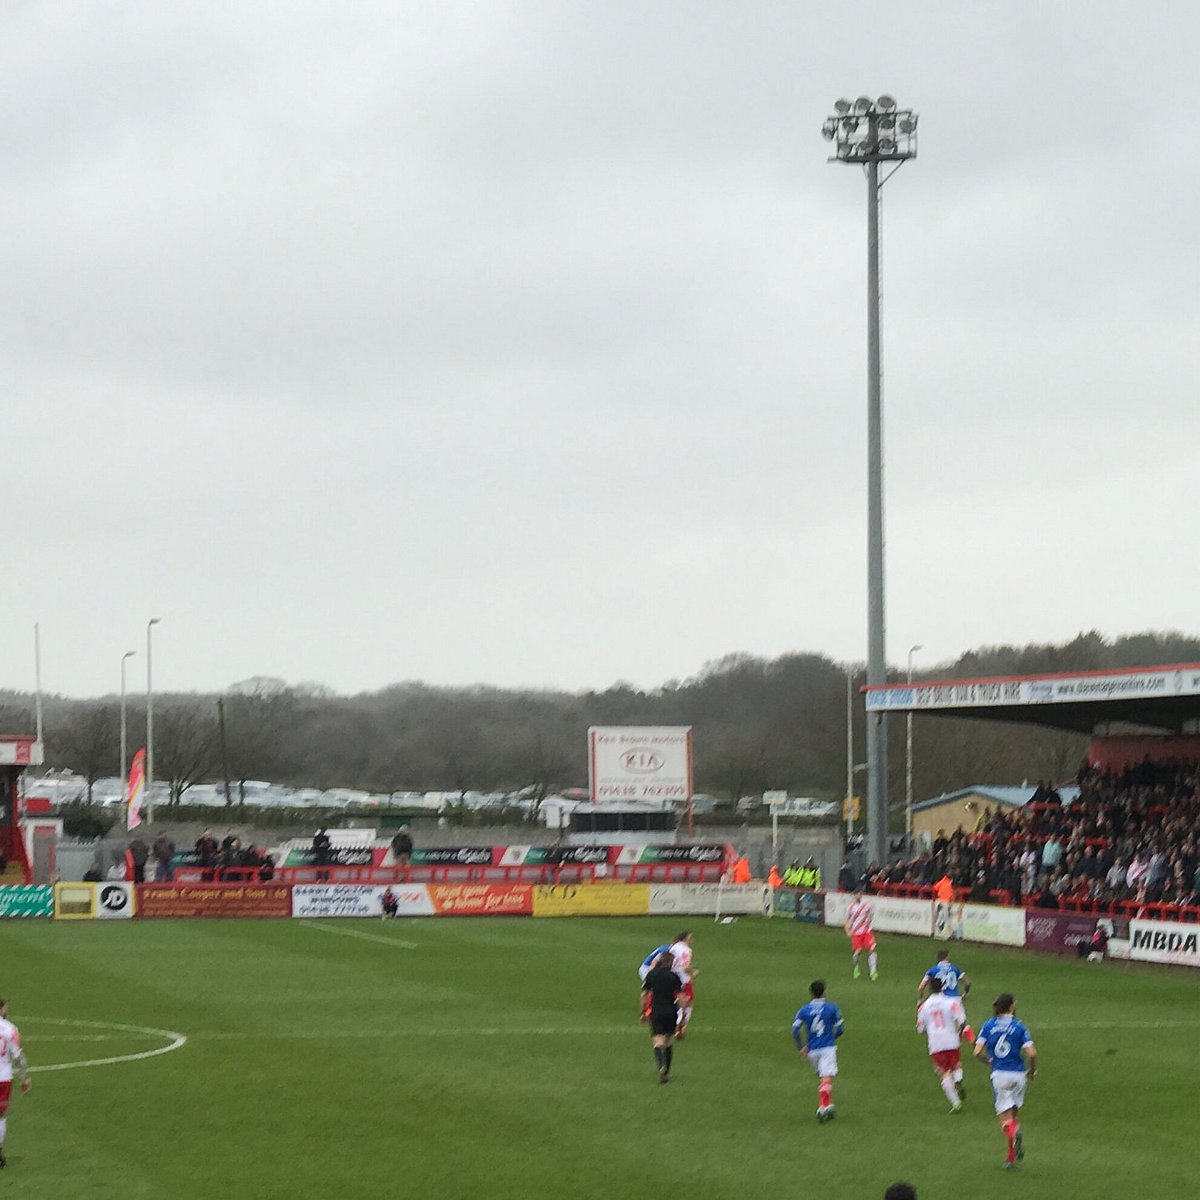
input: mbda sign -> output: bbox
[1129,919,1200,968]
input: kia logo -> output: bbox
[620,749,662,773]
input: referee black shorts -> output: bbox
[649,1010,678,1037]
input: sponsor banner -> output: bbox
[0,885,53,918]
[1024,909,1117,954]
[428,884,533,916]
[1129,919,1200,968]
[533,883,650,917]
[959,903,1026,947]
[867,665,1198,713]
[793,890,823,924]
[612,844,726,867]
[96,881,135,919]
[648,883,769,916]
[824,890,933,937]
[280,846,382,868]
[54,882,98,920]
[293,884,392,918]
[587,726,692,802]
[137,883,292,919]
[411,847,495,867]
[772,889,796,917]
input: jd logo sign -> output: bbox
[100,885,129,912]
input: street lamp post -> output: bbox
[905,644,923,840]
[823,95,918,868]
[120,650,136,784]
[146,618,161,823]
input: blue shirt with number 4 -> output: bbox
[976,1014,1032,1072]
[792,999,845,1051]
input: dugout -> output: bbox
[866,661,1200,770]
[0,734,46,882]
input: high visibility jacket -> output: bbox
[768,867,783,889]
[783,867,803,886]
[732,857,752,883]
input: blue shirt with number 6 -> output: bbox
[976,1014,1032,1071]
[792,999,845,1051]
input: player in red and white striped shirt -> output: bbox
[843,891,878,981]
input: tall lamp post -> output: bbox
[120,650,136,784]
[823,94,918,868]
[905,643,923,840]
[146,618,161,823]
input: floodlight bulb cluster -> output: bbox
[822,95,918,162]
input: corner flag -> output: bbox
[126,748,146,831]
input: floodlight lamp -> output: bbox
[898,116,916,134]
[821,118,837,141]
[877,95,897,111]
[834,98,852,114]
[878,137,896,153]
[841,116,859,134]
[854,96,873,114]
[878,113,896,131]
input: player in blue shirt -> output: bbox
[917,949,975,1094]
[792,979,845,1123]
[639,945,672,983]
[973,992,1037,1169]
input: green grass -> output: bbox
[0,916,1196,1199]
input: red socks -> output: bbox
[1003,1119,1018,1161]
[819,1082,833,1108]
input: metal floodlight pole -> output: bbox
[146,618,160,823]
[823,94,918,869]
[905,644,923,840]
[845,668,854,835]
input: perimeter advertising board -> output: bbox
[292,883,533,917]
[648,883,770,916]
[137,883,292,918]
[1128,919,1200,968]
[958,903,1026,947]
[532,883,650,917]
[587,726,692,803]
[823,890,933,937]
[0,885,53,918]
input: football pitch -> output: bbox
[1,916,1196,1200]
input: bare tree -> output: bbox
[50,704,118,802]
[155,703,217,805]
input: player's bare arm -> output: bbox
[972,1037,990,1064]
[12,1047,30,1092]
[1024,1042,1037,1078]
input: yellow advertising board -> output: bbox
[54,882,98,920]
[532,883,650,917]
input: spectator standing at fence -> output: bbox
[391,826,414,868]
[107,856,127,881]
[195,829,219,882]
[128,836,149,884]
[768,865,783,889]
[82,859,102,882]
[837,862,854,891]
[0,998,33,1170]
[152,832,175,882]
[219,838,243,879]
[731,855,752,883]
[313,828,332,881]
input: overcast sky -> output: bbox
[2,2,1196,700]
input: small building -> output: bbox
[911,784,1080,840]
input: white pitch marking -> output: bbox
[25,1018,187,1073]
[300,920,418,949]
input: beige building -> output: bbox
[911,785,1080,840]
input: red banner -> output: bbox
[137,883,292,918]
[427,883,533,915]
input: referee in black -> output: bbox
[640,951,683,1083]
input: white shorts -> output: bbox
[991,1070,1027,1114]
[808,1047,838,1078]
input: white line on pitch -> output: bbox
[300,920,418,949]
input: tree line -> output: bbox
[4,629,1197,812]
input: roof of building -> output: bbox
[913,784,1081,815]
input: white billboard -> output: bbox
[823,891,933,937]
[587,727,692,803]
[649,883,770,916]
[1129,919,1200,968]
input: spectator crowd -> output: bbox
[861,757,1200,912]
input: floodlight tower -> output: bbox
[822,95,918,869]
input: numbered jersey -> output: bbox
[846,899,874,936]
[976,1014,1033,1072]
[924,960,966,997]
[916,993,966,1053]
[792,998,845,1051]
[0,1017,22,1082]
